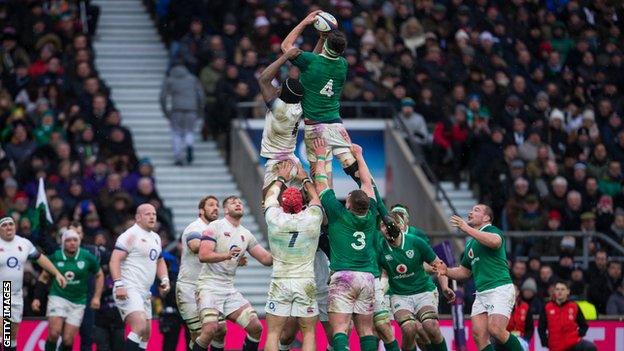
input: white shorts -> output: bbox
[263,156,302,189]
[304,123,351,163]
[8,294,23,323]
[374,277,390,314]
[391,290,439,317]
[113,286,152,321]
[46,295,86,327]
[266,278,318,318]
[176,281,201,331]
[197,286,248,318]
[471,283,515,318]
[328,270,375,315]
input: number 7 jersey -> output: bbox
[265,205,323,279]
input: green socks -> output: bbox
[480,345,495,351]
[384,340,400,351]
[429,339,448,351]
[503,334,524,351]
[45,341,57,351]
[332,333,349,351]
[360,335,379,351]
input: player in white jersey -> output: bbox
[176,195,228,351]
[263,162,323,351]
[109,204,170,351]
[0,216,66,351]
[258,46,305,191]
[193,196,273,351]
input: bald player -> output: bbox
[110,204,170,350]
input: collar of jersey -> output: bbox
[478,223,492,231]
[319,53,339,60]
[62,247,80,261]
[385,234,405,251]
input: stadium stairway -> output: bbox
[92,0,272,313]
[439,181,477,218]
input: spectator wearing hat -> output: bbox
[569,162,588,192]
[534,210,564,256]
[251,16,272,57]
[0,27,31,76]
[595,195,614,233]
[554,254,575,281]
[521,278,543,315]
[606,280,624,315]
[397,97,429,145]
[546,108,568,159]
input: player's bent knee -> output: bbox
[246,318,263,339]
[373,310,391,327]
[487,322,506,340]
[236,306,258,329]
[200,309,220,326]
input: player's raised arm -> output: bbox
[281,10,322,53]
[313,138,329,193]
[258,48,301,103]
[351,144,374,198]
[450,214,502,249]
[264,161,294,208]
[296,163,320,206]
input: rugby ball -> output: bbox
[314,12,338,32]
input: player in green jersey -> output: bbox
[441,204,524,351]
[32,229,103,351]
[391,204,430,244]
[312,138,379,351]
[282,11,361,188]
[378,213,453,351]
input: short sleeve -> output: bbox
[265,207,284,227]
[114,231,132,252]
[201,222,217,243]
[414,237,436,264]
[306,205,324,225]
[320,189,344,222]
[25,239,40,260]
[290,51,315,71]
[246,232,259,250]
[482,225,504,239]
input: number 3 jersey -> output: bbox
[265,205,323,279]
[260,98,302,159]
[197,218,259,288]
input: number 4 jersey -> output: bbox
[320,188,379,274]
[290,51,347,122]
[266,205,323,279]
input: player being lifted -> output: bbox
[441,205,524,351]
[0,216,67,351]
[258,46,305,191]
[263,162,323,351]
[32,229,104,351]
[176,196,228,351]
[378,213,453,351]
[282,11,360,187]
[110,204,170,351]
[312,138,380,351]
[194,196,273,351]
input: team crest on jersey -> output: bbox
[468,248,474,259]
[77,261,85,269]
[58,262,65,267]
[141,238,147,242]
[240,235,245,242]
[385,255,393,261]
[18,246,22,251]
[396,264,408,274]
[224,232,231,238]
[6,257,18,268]
[149,249,158,261]
[406,250,414,259]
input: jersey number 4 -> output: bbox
[288,231,299,247]
[319,79,334,97]
[351,231,366,251]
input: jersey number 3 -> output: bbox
[351,231,366,251]
[319,79,334,97]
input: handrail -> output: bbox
[393,114,458,216]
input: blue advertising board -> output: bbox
[244,119,386,198]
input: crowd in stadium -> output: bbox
[1,0,624,350]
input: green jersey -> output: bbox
[408,226,430,244]
[378,234,437,295]
[320,188,378,273]
[49,248,99,304]
[291,51,347,122]
[460,224,512,292]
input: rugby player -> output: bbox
[0,216,67,351]
[194,196,273,351]
[176,196,227,350]
[32,229,103,351]
[263,162,323,351]
[442,205,524,351]
[258,47,305,192]
[110,204,170,350]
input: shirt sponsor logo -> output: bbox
[406,250,414,259]
[468,248,474,259]
[396,264,408,274]
[65,271,75,281]
[58,262,64,267]
[149,249,158,261]
[6,257,18,268]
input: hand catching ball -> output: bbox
[314,12,338,32]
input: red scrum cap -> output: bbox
[281,187,303,214]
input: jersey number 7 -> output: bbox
[288,231,299,247]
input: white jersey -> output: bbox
[197,218,259,288]
[260,98,302,159]
[178,217,210,285]
[0,235,39,296]
[114,224,162,291]
[266,205,323,279]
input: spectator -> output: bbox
[159,63,205,166]
[588,261,623,314]
[537,265,556,300]
[397,98,429,146]
[606,280,624,315]
[500,286,533,351]
[176,18,210,74]
[562,190,583,230]
[520,277,543,315]
[431,104,470,186]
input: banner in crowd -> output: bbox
[244,119,386,198]
[16,319,624,350]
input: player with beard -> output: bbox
[193,196,273,351]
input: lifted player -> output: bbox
[264,162,323,351]
[313,138,379,351]
[282,11,358,187]
[32,229,104,351]
[441,205,524,351]
[378,213,453,351]
[194,196,273,351]
[0,216,66,351]
[176,196,228,350]
[258,47,305,192]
